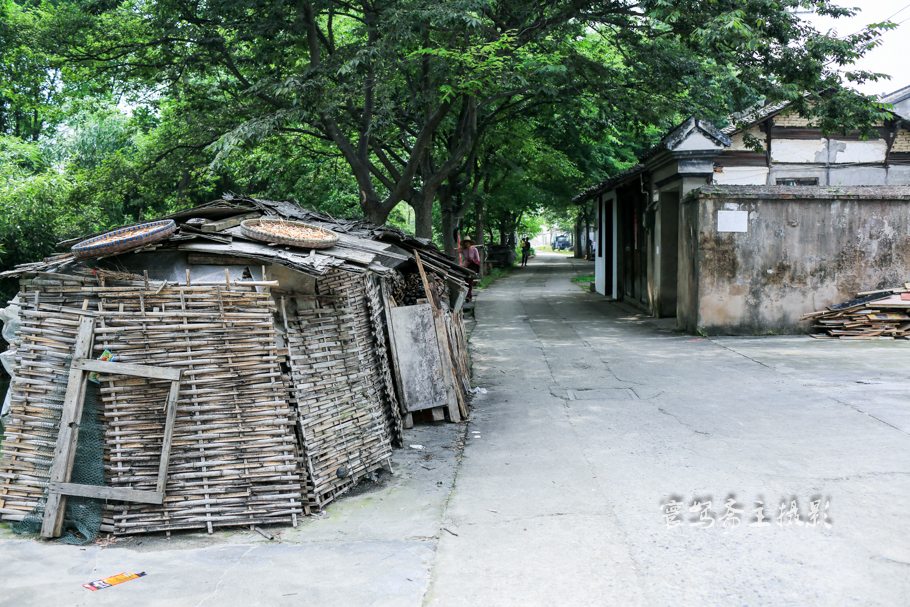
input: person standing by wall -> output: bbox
[459,238,481,301]
[520,238,531,267]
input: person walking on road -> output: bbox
[459,238,481,301]
[520,238,531,267]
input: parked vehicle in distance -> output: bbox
[553,235,572,251]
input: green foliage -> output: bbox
[0,136,72,299]
[572,275,595,284]
[0,0,59,140]
[0,0,897,287]
[25,0,893,231]
[537,245,572,256]
[0,137,68,255]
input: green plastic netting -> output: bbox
[12,366,105,545]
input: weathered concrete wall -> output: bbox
[887,166,910,186]
[680,185,910,335]
[650,176,712,318]
[677,196,701,333]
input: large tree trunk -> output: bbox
[574,215,583,259]
[440,183,476,258]
[364,196,393,226]
[473,196,485,262]
[441,212,457,258]
[439,184,457,257]
[410,192,434,240]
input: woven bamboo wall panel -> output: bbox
[365,274,404,446]
[0,275,101,522]
[286,270,392,508]
[92,286,304,534]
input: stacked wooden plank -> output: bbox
[92,286,304,534]
[801,285,910,339]
[284,269,392,508]
[447,311,472,396]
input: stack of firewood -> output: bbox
[397,271,448,306]
[389,273,406,305]
[801,284,910,339]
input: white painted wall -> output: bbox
[530,229,556,248]
[713,167,770,185]
[829,139,888,164]
[674,131,724,152]
[771,139,827,163]
[594,195,615,297]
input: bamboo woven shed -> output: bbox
[0,194,472,538]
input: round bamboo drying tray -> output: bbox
[71,220,177,259]
[241,218,340,248]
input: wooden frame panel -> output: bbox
[41,324,183,538]
[414,251,465,421]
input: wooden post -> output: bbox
[41,316,95,538]
[156,378,183,494]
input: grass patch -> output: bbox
[536,246,573,255]
[476,266,513,290]
[572,275,595,283]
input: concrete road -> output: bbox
[0,422,465,607]
[2,251,909,606]
[427,252,910,607]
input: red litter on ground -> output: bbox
[83,572,147,591]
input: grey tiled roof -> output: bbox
[882,84,910,105]
[721,100,792,135]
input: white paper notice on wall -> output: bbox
[717,210,748,233]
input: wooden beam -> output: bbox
[156,380,181,493]
[452,287,468,314]
[885,120,901,168]
[49,482,163,505]
[41,316,95,538]
[72,359,183,381]
[200,212,261,232]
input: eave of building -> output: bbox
[882,84,910,106]
[722,99,910,137]
[573,117,731,204]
